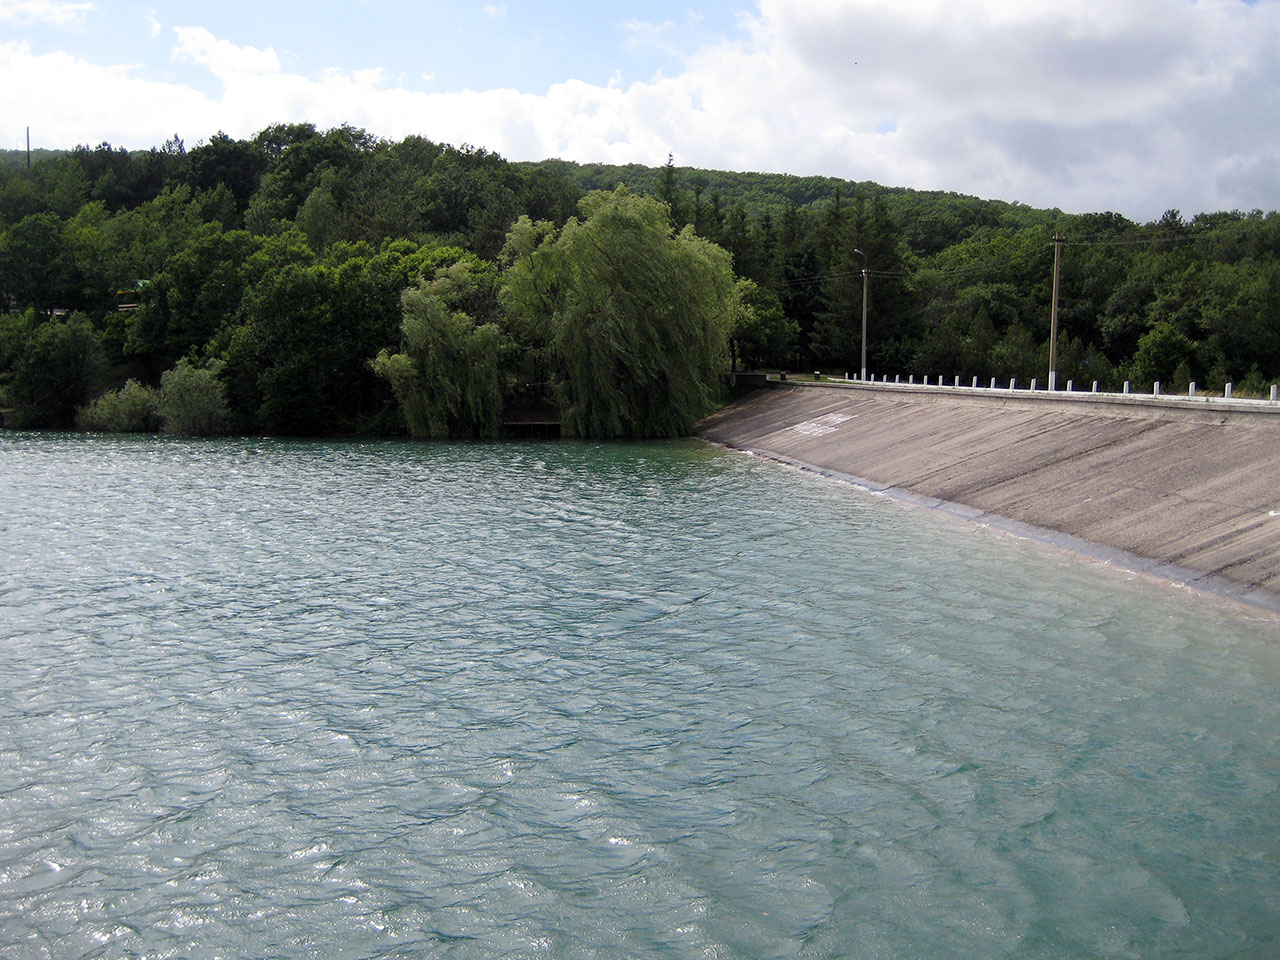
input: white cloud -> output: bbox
[0,0,92,27]
[0,40,207,148]
[147,9,161,39]
[171,25,280,76]
[4,2,1279,220]
[482,4,506,18]
[610,0,1280,218]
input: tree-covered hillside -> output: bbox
[0,148,68,170]
[2,127,1278,438]
[0,128,735,436]
[529,156,1280,393]
[522,158,1056,253]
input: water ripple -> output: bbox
[3,434,1280,958]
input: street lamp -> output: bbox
[853,248,869,381]
[1048,233,1063,390]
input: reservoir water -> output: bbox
[3,433,1280,959]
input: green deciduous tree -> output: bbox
[184,131,266,219]
[124,224,261,372]
[501,188,737,438]
[1129,322,1199,388]
[225,239,458,434]
[100,185,204,282]
[731,279,797,370]
[76,378,162,432]
[4,312,104,427]
[0,212,76,311]
[159,358,230,435]
[372,260,510,438]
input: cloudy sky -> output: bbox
[1,0,1277,221]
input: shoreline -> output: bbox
[698,384,1280,617]
[710,439,1280,618]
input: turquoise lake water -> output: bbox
[2,433,1279,958]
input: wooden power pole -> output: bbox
[1048,233,1063,390]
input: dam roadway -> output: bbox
[698,380,1280,612]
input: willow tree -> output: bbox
[502,187,738,438]
[372,259,510,438]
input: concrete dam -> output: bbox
[698,380,1280,612]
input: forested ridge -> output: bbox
[2,125,1278,437]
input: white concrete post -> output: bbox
[1272,385,1278,402]
[1031,378,1038,391]
[1066,380,1074,392]
[1124,381,1131,394]
[1154,381,1161,397]
[972,376,979,388]
[1010,378,1018,390]
[895,375,900,383]
[909,375,915,384]
[1226,382,1234,398]
[1092,381,1099,393]
[955,375,961,387]
[990,377,997,389]
[1190,382,1197,397]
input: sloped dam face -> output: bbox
[700,382,1280,609]
[4,431,1280,958]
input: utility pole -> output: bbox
[854,248,868,381]
[26,126,31,169]
[860,267,869,382]
[1048,233,1063,390]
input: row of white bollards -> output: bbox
[846,372,1280,402]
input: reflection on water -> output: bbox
[2,433,1280,958]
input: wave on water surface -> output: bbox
[2,434,1280,958]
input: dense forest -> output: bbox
[531,157,1280,394]
[1,125,1278,437]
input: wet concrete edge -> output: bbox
[705,437,1280,619]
